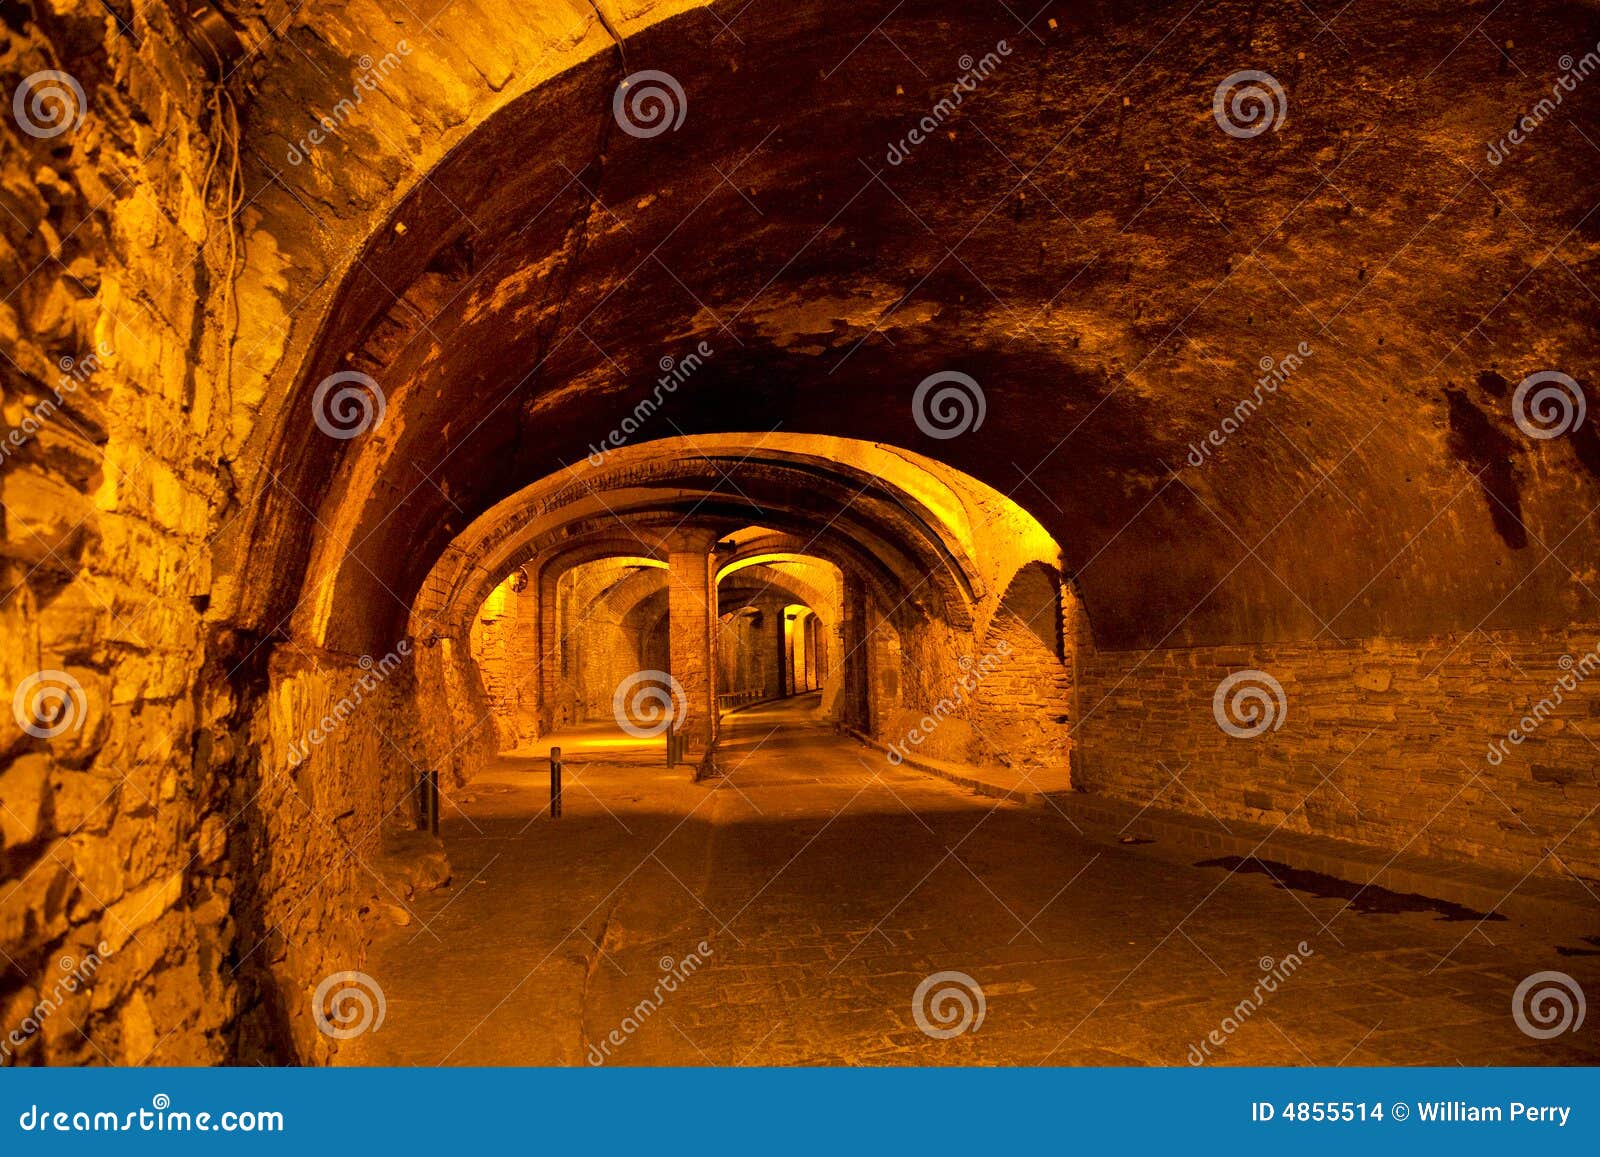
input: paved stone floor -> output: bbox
[344,695,1600,1067]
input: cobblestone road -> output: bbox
[346,696,1600,1066]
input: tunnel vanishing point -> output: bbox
[2,0,1600,1067]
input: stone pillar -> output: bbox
[774,604,788,698]
[536,567,560,734]
[840,577,870,732]
[1061,573,1088,788]
[511,576,541,746]
[668,529,721,752]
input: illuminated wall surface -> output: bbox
[1,0,1599,1076]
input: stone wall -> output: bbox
[1,5,461,1065]
[1,2,239,1065]
[1074,628,1600,880]
[240,644,436,1063]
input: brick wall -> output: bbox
[1074,628,1600,880]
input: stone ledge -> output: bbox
[1045,792,1600,935]
[845,727,1600,934]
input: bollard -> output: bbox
[549,746,563,819]
[418,768,439,836]
[666,729,678,768]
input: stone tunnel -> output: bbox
[2,0,1599,1066]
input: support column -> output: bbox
[774,602,788,699]
[667,529,721,752]
[535,568,560,734]
[840,577,870,732]
[511,575,541,745]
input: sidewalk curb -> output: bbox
[844,727,1599,935]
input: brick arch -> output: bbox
[407,436,1009,650]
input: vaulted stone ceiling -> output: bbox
[206,0,1600,656]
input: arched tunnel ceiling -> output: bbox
[233,0,1600,652]
[407,436,1014,651]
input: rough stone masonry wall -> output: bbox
[0,4,238,1064]
[467,579,520,751]
[1074,627,1600,882]
[971,606,1073,774]
[2,3,439,1066]
[242,646,432,1064]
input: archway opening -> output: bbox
[434,434,1077,787]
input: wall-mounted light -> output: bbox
[165,1,247,79]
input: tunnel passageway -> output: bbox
[343,696,1600,1068]
[7,0,1600,1070]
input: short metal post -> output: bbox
[419,769,439,836]
[549,747,563,818]
[666,729,678,768]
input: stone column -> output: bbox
[774,603,788,699]
[536,567,560,734]
[511,575,541,745]
[840,576,870,731]
[667,528,721,752]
